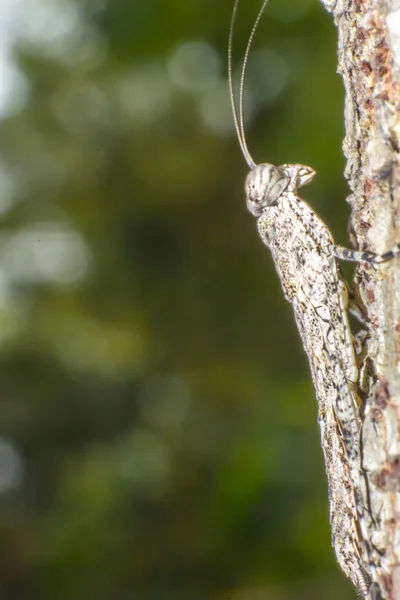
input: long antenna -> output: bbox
[228,0,253,168]
[239,0,270,160]
[228,0,270,170]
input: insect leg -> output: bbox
[329,243,400,264]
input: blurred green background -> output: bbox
[0,0,356,598]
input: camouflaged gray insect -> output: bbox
[247,163,371,594]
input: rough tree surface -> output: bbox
[321,1,400,598]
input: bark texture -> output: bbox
[321,1,400,598]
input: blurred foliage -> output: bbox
[0,0,357,599]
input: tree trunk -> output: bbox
[321,1,400,598]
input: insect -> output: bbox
[228,1,400,596]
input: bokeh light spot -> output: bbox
[1,222,91,286]
[199,80,255,137]
[120,431,171,499]
[0,438,23,494]
[247,49,289,105]
[168,40,221,94]
[138,375,191,428]
[117,62,172,124]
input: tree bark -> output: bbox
[321,1,400,598]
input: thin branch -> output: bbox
[321,2,400,598]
